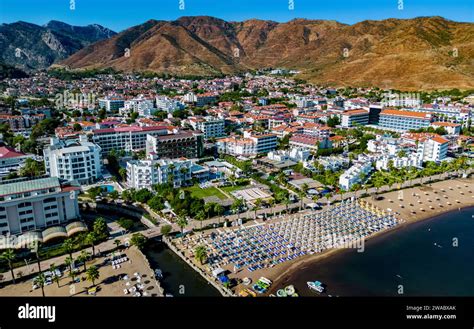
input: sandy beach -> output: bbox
[263,176,474,294]
[172,176,474,296]
[0,246,162,297]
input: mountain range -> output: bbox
[0,20,116,71]
[2,16,474,90]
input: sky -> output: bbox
[1,0,473,32]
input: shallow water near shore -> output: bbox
[144,239,221,297]
[277,206,474,297]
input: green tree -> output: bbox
[49,264,60,288]
[130,233,148,250]
[85,232,98,257]
[86,265,100,286]
[93,217,109,239]
[1,249,16,283]
[62,239,75,259]
[194,245,208,265]
[77,250,91,272]
[160,224,172,236]
[20,158,44,177]
[253,198,262,219]
[117,218,134,231]
[176,216,188,235]
[34,272,46,297]
[64,256,75,280]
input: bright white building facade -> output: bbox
[43,136,102,184]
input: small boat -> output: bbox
[276,289,287,297]
[154,269,163,279]
[284,285,296,295]
[307,281,325,293]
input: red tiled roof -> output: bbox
[0,146,26,159]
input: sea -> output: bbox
[278,206,474,297]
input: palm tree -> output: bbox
[204,202,214,220]
[269,198,276,217]
[33,241,43,273]
[231,199,243,219]
[253,198,262,219]
[195,210,206,230]
[1,249,16,283]
[176,216,188,235]
[213,203,224,225]
[77,250,91,272]
[283,197,291,214]
[298,190,306,211]
[86,265,100,287]
[49,264,60,288]
[62,239,75,259]
[114,239,121,249]
[85,232,98,257]
[194,245,208,265]
[34,273,46,297]
[64,256,74,275]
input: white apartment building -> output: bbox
[339,161,373,191]
[0,177,81,236]
[44,135,102,185]
[375,154,423,170]
[416,136,449,162]
[156,96,184,113]
[189,116,225,139]
[268,148,310,163]
[92,125,172,155]
[243,131,278,154]
[341,109,369,127]
[121,96,155,117]
[98,97,125,112]
[127,154,208,189]
[431,122,462,135]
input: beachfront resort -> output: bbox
[0,70,474,298]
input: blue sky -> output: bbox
[1,0,473,32]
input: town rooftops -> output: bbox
[290,134,322,145]
[0,146,26,159]
[92,125,172,134]
[432,121,461,127]
[380,109,431,119]
[343,109,369,116]
[0,177,60,197]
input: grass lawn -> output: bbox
[221,185,248,194]
[186,185,228,200]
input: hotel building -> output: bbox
[98,97,125,112]
[145,132,204,159]
[43,135,102,185]
[126,154,208,189]
[379,109,431,131]
[341,109,370,128]
[0,177,81,236]
[91,125,172,155]
[189,116,225,139]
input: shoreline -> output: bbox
[247,177,474,295]
[266,202,474,295]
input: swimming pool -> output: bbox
[101,185,115,192]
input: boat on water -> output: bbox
[276,289,287,297]
[307,281,325,293]
[284,285,296,295]
[154,269,163,279]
